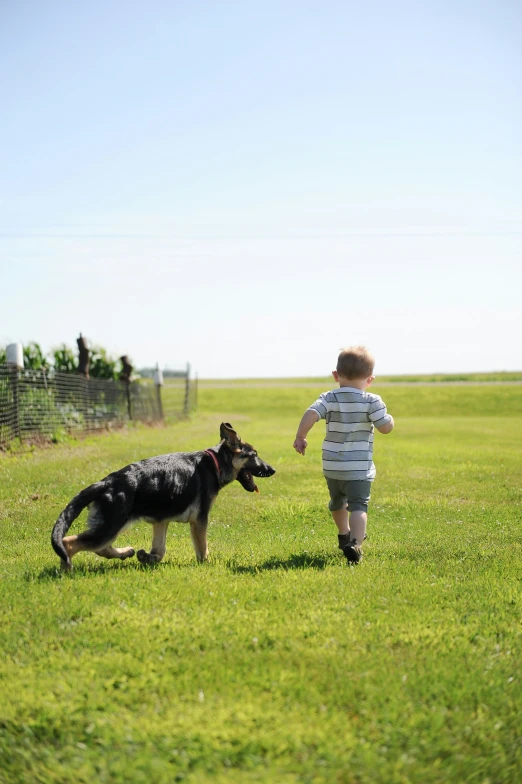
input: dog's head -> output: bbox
[220,422,276,492]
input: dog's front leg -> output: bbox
[137,522,169,566]
[190,517,209,563]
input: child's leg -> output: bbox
[331,504,349,536]
[346,481,372,546]
[348,510,367,545]
[326,479,371,554]
[325,479,351,547]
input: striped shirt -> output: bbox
[308,387,392,481]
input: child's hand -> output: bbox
[293,437,308,455]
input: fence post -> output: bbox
[125,382,132,421]
[77,334,90,378]
[120,356,133,421]
[153,364,164,420]
[184,363,190,416]
[6,343,23,441]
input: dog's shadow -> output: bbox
[227,552,335,574]
[31,552,336,581]
[28,559,162,582]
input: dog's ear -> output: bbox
[220,422,240,447]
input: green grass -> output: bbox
[194,371,522,385]
[0,384,521,783]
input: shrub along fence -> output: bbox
[0,365,196,449]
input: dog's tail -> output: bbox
[51,482,105,569]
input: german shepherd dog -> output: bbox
[51,423,275,571]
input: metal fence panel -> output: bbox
[0,366,196,449]
[0,366,18,445]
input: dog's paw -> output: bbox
[136,549,161,566]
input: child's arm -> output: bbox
[293,409,320,455]
[368,396,394,435]
[376,415,394,434]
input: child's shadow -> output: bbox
[228,552,335,574]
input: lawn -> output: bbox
[0,382,520,783]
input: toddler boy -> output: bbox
[293,346,394,564]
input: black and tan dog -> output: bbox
[51,423,275,571]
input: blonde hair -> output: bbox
[337,346,375,380]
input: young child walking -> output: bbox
[293,346,394,564]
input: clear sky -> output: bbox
[1,0,520,377]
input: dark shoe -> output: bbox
[342,540,363,564]
[338,533,351,551]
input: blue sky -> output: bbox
[1,0,520,377]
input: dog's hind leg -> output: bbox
[62,527,134,564]
[95,544,135,561]
[62,529,128,565]
[137,522,169,566]
[190,516,209,563]
[62,496,132,568]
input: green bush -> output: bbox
[52,345,77,374]
[89,346,119,380]
[0,342,131,381]
[23,342,50,371]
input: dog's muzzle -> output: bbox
[250,461,276,478]
[237,461,276,493]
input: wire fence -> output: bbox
[0,365,197,449]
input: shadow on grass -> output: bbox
[27,558,163,582]
[29,551,339,581]
[228,551,337,574]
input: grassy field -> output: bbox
[193,371,522,386]
[0,382,521,783]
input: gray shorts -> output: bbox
[325,478,372,512]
